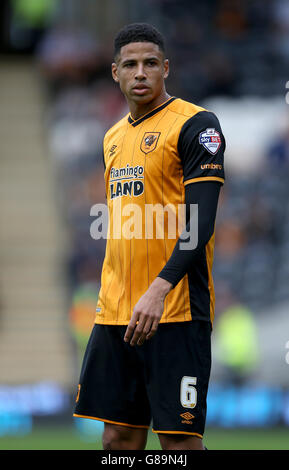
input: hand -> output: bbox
[124,277,172,346]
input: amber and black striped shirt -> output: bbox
[95,97,225,325]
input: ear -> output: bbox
[163,59,169,79]
[111,63,119,83]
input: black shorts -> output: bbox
[73,320,211,438]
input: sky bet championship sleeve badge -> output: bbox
[140,132,161,154]
[199,128,221,155]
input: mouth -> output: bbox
[132,84,150,95]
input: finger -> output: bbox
[145,318,159,340]
[129,315,148,346]
[124,311,140,343]
[136,318,153,346]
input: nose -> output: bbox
[135,63,146,80]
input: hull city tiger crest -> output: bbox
[140,132,160,154]
[199,128,221,155]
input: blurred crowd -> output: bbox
[1,0,289,371]
[150,0,289,100]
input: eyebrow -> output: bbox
[120,56,160,66]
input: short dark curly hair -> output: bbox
[114,23,165,59]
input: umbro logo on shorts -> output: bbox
[180,411,195,424]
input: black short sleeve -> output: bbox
[178,111,225,186]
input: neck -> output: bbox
[129,91,171,121]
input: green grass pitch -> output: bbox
[0,426,289,450]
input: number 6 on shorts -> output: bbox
[180,376,197,408]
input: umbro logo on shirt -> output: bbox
[109,145,117,157]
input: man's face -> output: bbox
[112,42,169,106]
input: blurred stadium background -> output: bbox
[0,0,289,450]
